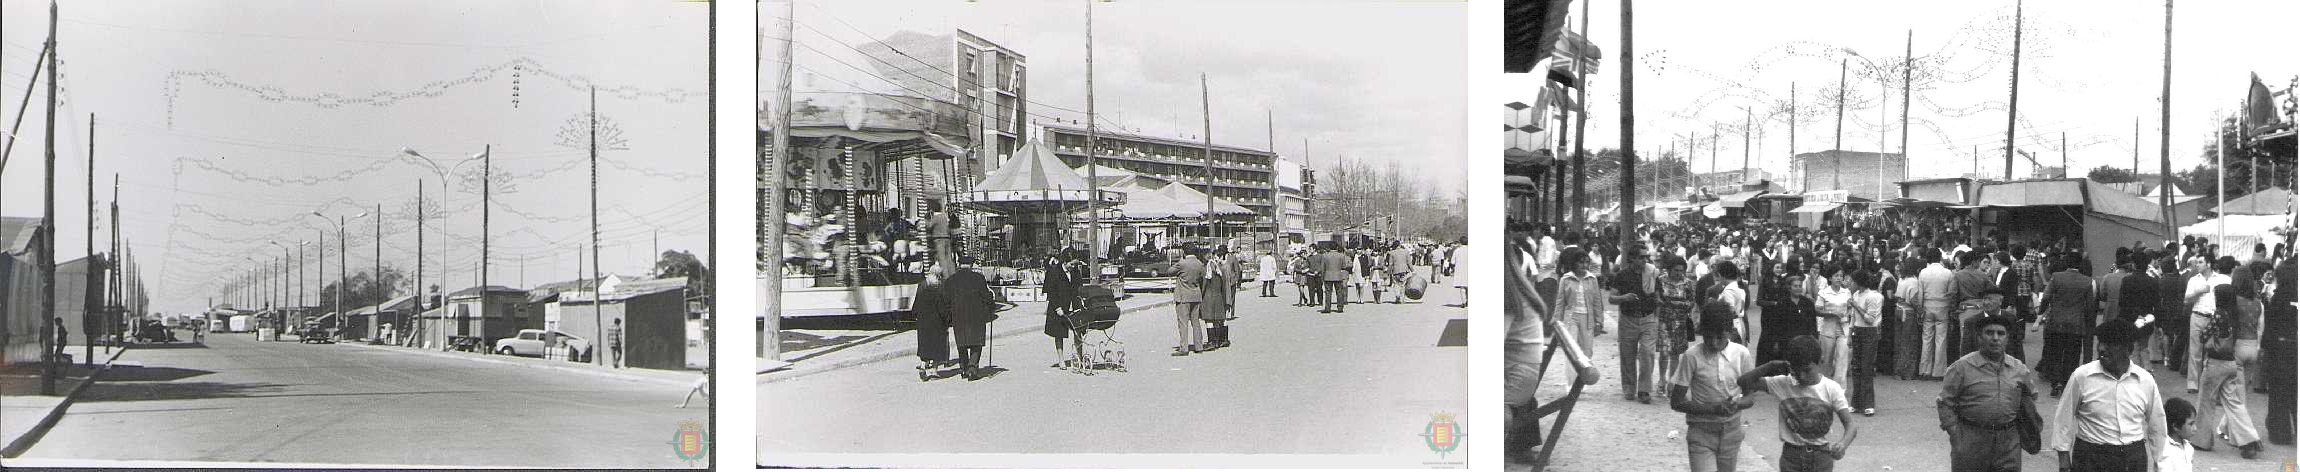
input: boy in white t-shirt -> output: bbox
[1739,335,1861,472]
[2159,397,2196,472]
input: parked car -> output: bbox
[493,329,590,360]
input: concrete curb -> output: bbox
[758,298,1175,384]
[335,341,696,387]
[1,347,129,458]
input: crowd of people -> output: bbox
[1507,216,2295,471]
[911,236,1469,380]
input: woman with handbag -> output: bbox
[2194,284,2264,458]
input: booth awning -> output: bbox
[1718,190,1767,208]
[1788,203,1843,214]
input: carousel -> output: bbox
[764,40,974,319]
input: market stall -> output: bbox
[1975,178,2169,272]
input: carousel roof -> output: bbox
[953,140,1122,214]
[1153,181,1255,216]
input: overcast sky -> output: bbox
[1,0,709,315]
[1506,0,2299,184]
[763,0,1467,198]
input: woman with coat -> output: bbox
[1202,246,1238,350]
[912,263,954,379]
[1042,251,1078,367]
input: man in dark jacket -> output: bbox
[946,257,999,380]
[1318,243,1353,313]
[2116,251,2159,370]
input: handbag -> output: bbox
[2017,379,2043,454]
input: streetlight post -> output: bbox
[268,241,290,337]
[400,147,487,346]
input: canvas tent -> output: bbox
[1975,178,2170,272]
[2181,214,2293,257]
[2204,187,2292,216]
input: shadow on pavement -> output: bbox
[97,366,216,382]
[784,331,904,363]
[122,342,211,350]
[781,313,908,331]
[76,381,287,403]
[1437,319,1468,347]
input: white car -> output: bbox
[494,329,589,359]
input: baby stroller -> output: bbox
[1064,284,1127,374]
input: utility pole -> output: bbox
[2152,0,2171,238]
[83,113,95,364]
[1268,110,1279,241]
[2005,0,2025,180]
[1619,0,1637,246]
[371,204,378,337]
[2135,118,2142,174]
[1834,58,1847,191]
[1200,74,1216,240]
[1743,106,1751,182]
[1902,30,1913,192]
[412,182,422,346]
[1084,0,1103,272]
[1571,0,1591,227]
[107,175,116,354]
[481,144,491,330]
[2060,132,2067,178]
[589,86,603,366]
[763,0,794,361]
[1792,82,1800,191]
[40,0,58,395]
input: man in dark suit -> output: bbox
[945,257,999,380]
[1318,242,1354,313]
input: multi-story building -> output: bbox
[1793,150,1908,201]
[1691,168,1775,195]
[1037,122,1281,234]
[1276,157,1310,242]
[856,29,1027,216]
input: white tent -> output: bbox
[2180,213,2293,255]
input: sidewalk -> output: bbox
[759,291,1175,383]
[1,345,127,458]
[336,340,701,387]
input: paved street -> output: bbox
[15,332,709,468]
[1521,303,2296,471]
[761,280,1470,466]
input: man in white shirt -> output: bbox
[1918,249,1960,378]
[2048,320,2168,472]
[2182,258,2232,392]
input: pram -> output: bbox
[1063,284,1127,374]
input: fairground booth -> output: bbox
[1974,178,2170,272]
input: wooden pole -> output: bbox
[1572,0,1591,227]
[2006,0,2025,180]
[1620,0,1637,240]
[40,0,59,395]
[1902,30,1913,188]
[1201,74,1215,239]
[2160,0,2174,237]
[1834,58,1846,190]
[764,0,794,360]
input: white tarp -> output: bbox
[2180,213,2293,255]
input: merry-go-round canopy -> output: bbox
[953,140,1123,215]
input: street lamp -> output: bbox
[402,147,489,348]
[311,211,365,338]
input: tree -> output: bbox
[653,250,711,300]
[315,266,406,313]
[2086,165,2139,184]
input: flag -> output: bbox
[2244,73,2278,136]
[1547,30,1602,88]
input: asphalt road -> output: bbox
[760,280,1471,467]
[17,332,708,468]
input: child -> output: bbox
[2160,397,2196,472]
[1740,335,1861,472]
[1671,300,1758,472]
